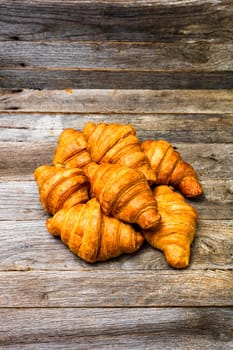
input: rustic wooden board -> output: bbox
[1,69,233,89]
[0,308,232,350]
[1,180,232,220]
[1,142,232,179]
[0,88,232,348]
[0,270,232,307]
[2,41,233,70]
[0,220,232,271]
[1,0,232,42]
[0,113,233,143]
[1,0,233,345]
[1,89,233,113]
[1,1,232,88]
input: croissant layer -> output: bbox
[143,185,198,268]
[46,198,144,263]
[85,162,160,229]
[141,139,203,197]
[83,122,156,183]
[53,128,91,168]
[34,122,203,268]
[34,165,89,215]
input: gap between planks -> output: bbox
[1,68,233,73]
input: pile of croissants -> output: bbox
[34,122,203,269]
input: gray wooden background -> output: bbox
[0,1,233,349]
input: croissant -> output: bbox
[34,165,89,215]
[84,162,160,230]
[46,198,144,263]
[143,185,198,268]
[53,128,91,168]
[141,139,203,197]
[83,122,156,184]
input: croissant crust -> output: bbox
[34,122,203,268]
[34,165,89,215]
[46,198,144,263]
[85,162,160,230]
[53,128,91,168]
[141,139,203,197]
[83,122,156,184]
[143,185,198,268]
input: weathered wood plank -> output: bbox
[0,180,232,221]
[0,270,232,307]
[0,308,232,349]
[1,69,233,89]
[1,89,233,113]
[0,142,232,180]
[1,113,233,143]
[0,220,232,271]
[1,41,233,71]
[0,0,232,42]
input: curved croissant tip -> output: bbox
[34,164,53,183]
[46,217,55,234]
[59,128,77,137]
[136,232,144,250]
[34,164,47,178]
[83,121,96,139]
[179,179,203,198]
[137,209,161,230]
[141,140,152,151]
[84,161,99,178]
[46,211,65,237]
[164,245,190,269]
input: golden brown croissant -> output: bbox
[53,128,91,168]
[34,165,89,215]
[141,139,203,197]
[83,122,156,184]
[143,185,198,268]
[46,198,144,263]
[84,162,160,230]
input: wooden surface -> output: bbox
[0,89,232,349]
[1,0,233,89]
[0,0,233,348]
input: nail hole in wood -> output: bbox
[9,36,20,41]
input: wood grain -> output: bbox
[1,142,232,179]
[0,269,232,307]
[0,308,232,349]
[1,113,233,143]
[1,89,233,113]
[0,220,232,271]
[1,180,232,220]
[1,41,233,71]
[0,0,232,347]
[1,69,233,89]
[0,0,232,42]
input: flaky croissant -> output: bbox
[141,139,203,197]
[53,128,91,168]
[34,165,89,215]
[85,162,160,230]
[46,198,144,263]
[143,185,198,268]
[83,122,156,184]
